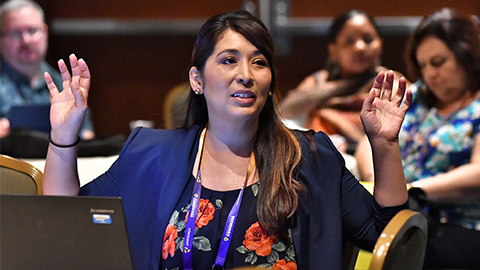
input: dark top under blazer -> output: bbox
[80,124,407,270]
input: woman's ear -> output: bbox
[378,37,384,58]
[189,66,202,94]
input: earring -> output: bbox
[194,88,201,95]
[268,91,273,97]
[330,61,341,80]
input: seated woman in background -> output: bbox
[41,10,412,270]
[279,9,407,152]
[355,8,480,269]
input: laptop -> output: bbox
[0,195,134,270]
[8,104,51,133]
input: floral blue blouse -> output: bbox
[161,179,297,270]
[399,84,480,230]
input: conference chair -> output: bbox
[0,154,43,195]
[163,82,190,129]
[369,209,428,270]
[343,240,360,270]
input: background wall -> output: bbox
[35,0,480,137]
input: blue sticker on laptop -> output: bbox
[92,214,112,224]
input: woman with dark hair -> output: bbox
[279,9,407,153]
[356,8,480,269]
[42,10,411,270]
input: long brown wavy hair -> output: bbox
[182,10,303,239]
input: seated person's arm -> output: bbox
[278,72,328,119]
[413,133,480,204]
[0,117,10,139]
[356,133,480,204]
[317,108,365,143]
[278,71,357,119]
[81,129,95,140]
[80,108,95,140]
[354,135,374,182]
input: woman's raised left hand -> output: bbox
[44,54,91,145]
[360,71,412,142]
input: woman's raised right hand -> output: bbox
[44,54,91,145]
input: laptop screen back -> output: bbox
[8,104,51,133]
[0,195,134,270]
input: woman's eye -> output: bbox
[344,37,354,46]
[253,59,267,67]
[222,58,236,64]
[363,35,374,44]
[430,58,445,67]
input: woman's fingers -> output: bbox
[69,54,80,77]
[44,72,59,97]
[362,71,384,112]
[78,58,91,98]
[57,59,71,92]
[372,71,385,99]
[69,54,81,89]
[392,77,407,106]
[400,89,413,113]
[381,71,395,101]
[58,59,71,80]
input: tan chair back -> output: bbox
[343,240,360,270]
[0,155,43,195]
[163,82,190,129]
[369,209,428,270]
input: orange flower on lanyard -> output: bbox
[185,198,215,228]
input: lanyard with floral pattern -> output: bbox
[183,127,255,270]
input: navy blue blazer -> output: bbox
[80,124,407,270]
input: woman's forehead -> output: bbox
[338,15,377,36]
[213,29,258,53]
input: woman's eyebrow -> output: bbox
[216,49,264,57]
[217,49,239,56]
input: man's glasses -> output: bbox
[1,27,44,41]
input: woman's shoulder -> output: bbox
[119,125,201,157]
[132,127,192,143]
[295,70,329,89]
[292,130,348,186]
[462,92,480,118]
[294,130,344,161]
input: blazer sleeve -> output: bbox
[299,131,408,252]
[79,127,143,196]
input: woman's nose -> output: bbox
[422,65,437,79]
[354,40,366,51]
[236,61,254,85]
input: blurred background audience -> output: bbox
[0,0,100,157]
[37,0,479,139]
[355,7,480,269]
[2,0,480,268]
[278,9,408,153]
[0,0,95,139]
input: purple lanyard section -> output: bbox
[183,169,204,270]
[213,180,246,268]
[183,127,254,270]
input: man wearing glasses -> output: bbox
[0,0,95,149]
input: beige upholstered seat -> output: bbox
[0,154,43,195]
[369,209,428,270]
[163,82,190,129]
